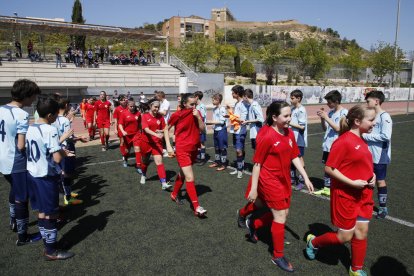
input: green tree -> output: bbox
[294,38,330,80]
[240,59,255,77]
[341,44,365,81]
[234,47,241,75]
[212,43,237,68]
[368,42,405,84]
[71,0,86,51]
[259,42,282,85]
[179,34,212,71]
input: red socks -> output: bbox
[141,163,148,175]
[135,151,142,167]
[311,232,342,248]
[88,127,94,137]
[185,181,199,209]
[351,238,367,272]
[253,212,273,229]
[156,164,166,179]
[239,202,258,218]
[120,144,128,157]
[271,221,285,258]
[100,134,105,145]
[172,173,184,197]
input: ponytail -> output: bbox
[339,105,375,135]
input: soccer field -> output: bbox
[1,114,414,275]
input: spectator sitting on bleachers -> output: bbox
[139,55,147,66]
[109,54,119,65]
[87,49,94,66]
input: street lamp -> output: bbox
[392,0,401,88]
[13,12,22,44]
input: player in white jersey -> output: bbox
[242,89,264,150]
[26,97,74,260]
[155,91,171,157]
[194,91,208,165]
[363,90,392,219]
[0,79,41,245]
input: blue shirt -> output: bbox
[247,100,264,139]
[196,102,207,124]
[52,115,71,146]
[0,105,29,174]
[322,108,348,152]
[363,111,392,164]
[291,105,308,147]
[212,106,227,131]
[230,100,248,135]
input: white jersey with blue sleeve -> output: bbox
[230,100,248,134]
[196,102,207,124]
[291,105,308,147]
[248,100,264,139]
[0,105,29,174]
[52,115,71,146]
[363,111,392,164]
[322,108,348,152]
[26,124,62,177]
[212,106,227,131]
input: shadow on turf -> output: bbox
[304,223,351,270]
[58,210,115,250]
[370,256,410,276]
[309,177,325,190]
[146,170,176,182]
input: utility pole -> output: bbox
[392,0,401,88]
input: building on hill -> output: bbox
[211,7,235,22]
[162,16,215,47]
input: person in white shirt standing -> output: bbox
[156,91,171,157]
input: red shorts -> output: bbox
[124,135,140,149]
[85,117,94,124]
[331,187,374,230]
[264,197,291,210]
[97,121,110,129]
[176,149,198,167]
[140,141,163,156]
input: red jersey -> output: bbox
[113,105,127,121]
[168,109,201,152]
[118,110,141,135]
[85,103,95,120]
[253,126,300,201]
[141,113,166,144]
[326,131,374,200]
[94,100,112,122]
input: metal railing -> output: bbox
[168,54,198,85]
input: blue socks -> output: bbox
[378,186,388,207]
[43,219,58,255]
[220,149,227,166]
[15,202,29,241]
[237,155,244,171]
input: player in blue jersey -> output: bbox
[0,79,41,245]
[206,93,228,171]
[27,97,74,260]
[314,90,348,197]
[289,89,308,191]
[194,91,207,166]
[226,85,249,179]
[242,89,264,150]
[363,90,392,219]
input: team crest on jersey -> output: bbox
[156,120,160,125]
[355,145,361,150]
[105,105,108,108]
[135,116,139,120]
[289,139,293,147]
[274,141,280,147]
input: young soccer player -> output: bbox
[306,104,376,276]
[363,90,392,219]
[206,93,228,171]
[52,97,86,206]
[242,89,264,150]
[85,97,96,140]
[245,102,314,272]
[165,93,207,217]
[315,90,348,196]
[139,99,172,190]
[118,99,143,173]
[113,95,128,160]
[27,97,75,260]
[80,98,87,129]
[226,85,249,179]
[94,91,112,151]
[289,89,308,191]
[194,91,207,165]
[155,91,171,157]
[0,79,41,244]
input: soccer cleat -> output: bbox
[349,267,367,276]
[140,175,146,185]
[170,193,184,205]
[162,182,173,191]
[313,187,330,196]
[245,217,258,243]
[271,256,294,273]
[64,197,83,206]
[101,146,106,152]
[305,234,318,260]
[229,169,238,175]
[194,206,207,217]
[237,210,246,228]
[376,207,388,219]
[70,192,79,198]
[136,167,143,174]
[196,159,207,166]
[122,161,128,168]
[295,183,305,191]
[216,165,226,171]
[237,171,243,179]
[209,162,219,168]
[16,232,42,246]
[44,249,75,261]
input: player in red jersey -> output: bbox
[245,102,313,273]
[118,100,143,172]
[80,98,87,129]
[306,105,376,276]
[139,99,172,190]
[165,93,207,217]
[113,95,128,156]
[85,97,96,140]
[94,91,112,151]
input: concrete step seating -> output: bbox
[0,59,192,88]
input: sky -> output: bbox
[1,0,413,54]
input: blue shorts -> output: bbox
[61,142,76,174]
[199,132,206,143]
[298,146,305,157]
[29,174,60,215]
[374,163,388,181]
[10,171,36,203]
[322,151,329,164]
[214,128,228,150]
[233,133,247,151]
[251,139,256,150]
